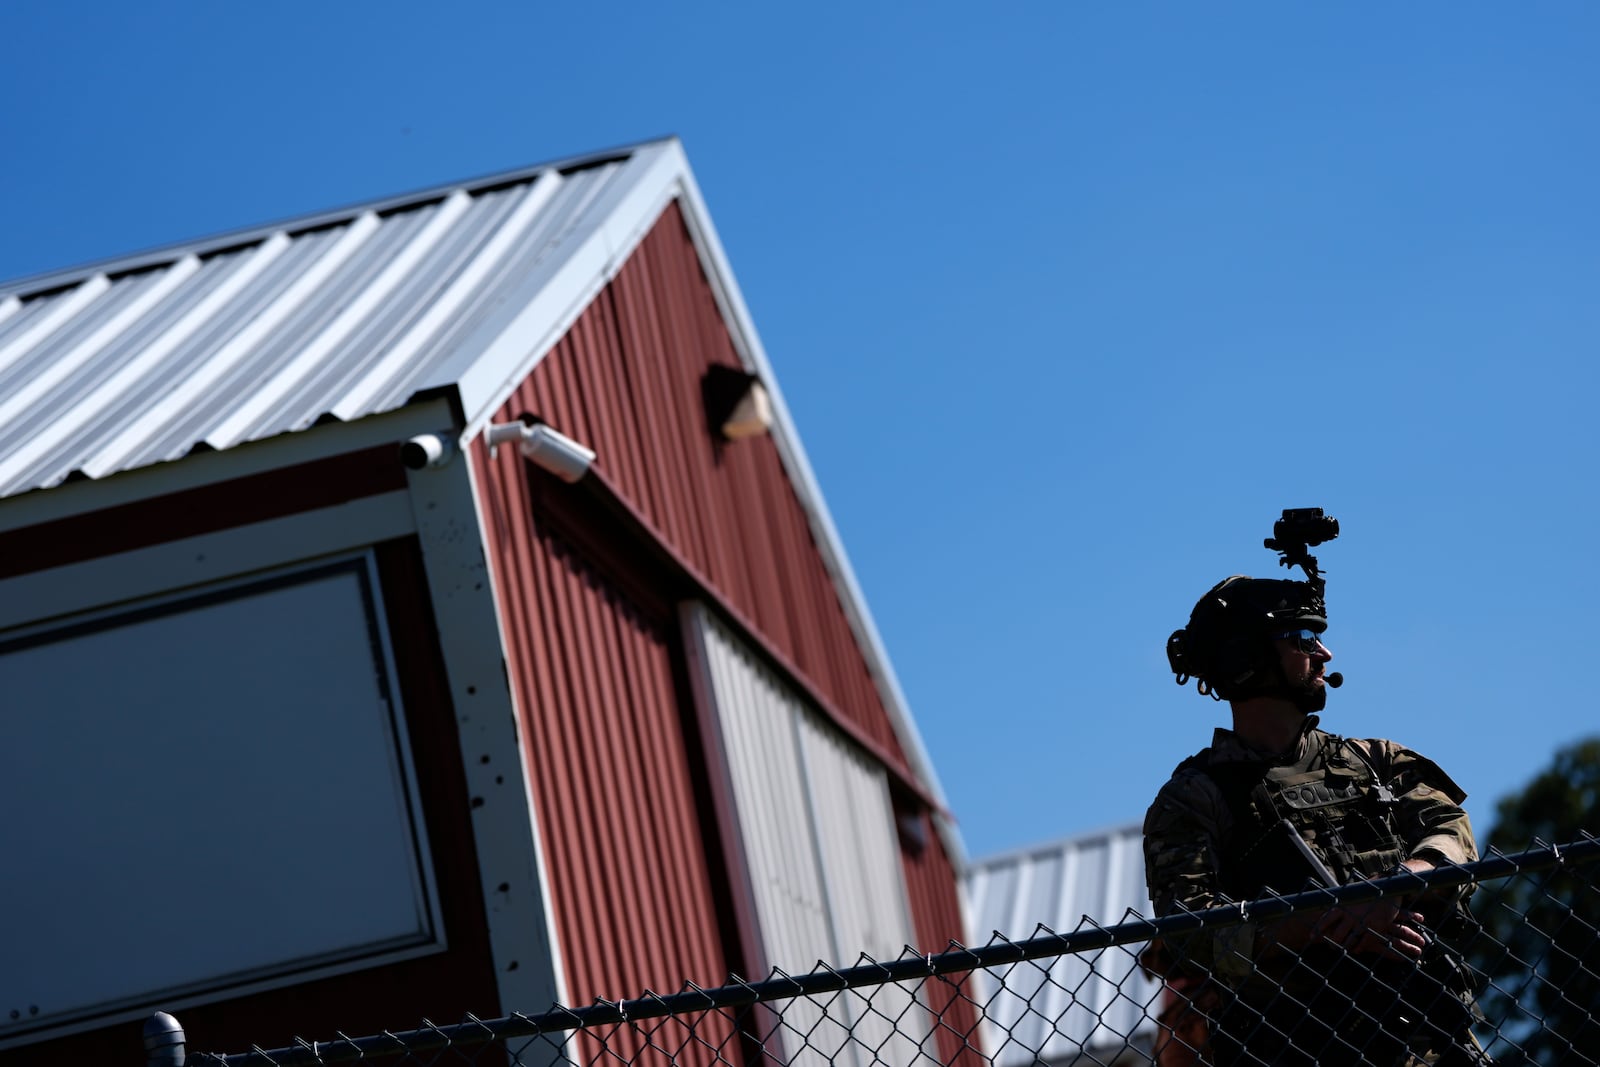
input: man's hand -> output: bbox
[1312,858,1435,961]
[1312,898,1428,960]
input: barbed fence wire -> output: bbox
[149,836,1597,1067]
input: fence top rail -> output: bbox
[187,835,1599,1067]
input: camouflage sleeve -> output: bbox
[1143,770,1227,915]
[1143,770,1254,978]
[1359,739,1478,867]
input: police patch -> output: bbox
[1275,778,1363,811]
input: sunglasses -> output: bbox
[1273,629,1326,654]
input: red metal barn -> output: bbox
[0,140,972,1066]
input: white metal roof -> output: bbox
[0,143,672,498]
[964,824,1160,1064]
[0,137,960,865]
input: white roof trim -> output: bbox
[0,399,455,536]
[445,140,687,433]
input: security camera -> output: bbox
[484,422,595,483]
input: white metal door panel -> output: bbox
[798,712,915,961]
[797,710,930,1067]
[694,609,834,973]
[688,606,930,1067]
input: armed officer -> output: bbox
[1142,510,1484,1066]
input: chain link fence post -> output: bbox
[143,1012,185,1067]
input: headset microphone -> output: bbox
[1326,672,1344,688]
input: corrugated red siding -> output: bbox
[500,201,908,768]
[899,812,985,1067]
[476,448,739,1022]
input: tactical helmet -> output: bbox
[1167,575,1326,701]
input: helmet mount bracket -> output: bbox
[1263,506,1340,613]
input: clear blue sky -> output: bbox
[4,4,1596,861]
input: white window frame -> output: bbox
[0,490,447,1047]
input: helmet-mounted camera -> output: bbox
[1264,507,1340,588]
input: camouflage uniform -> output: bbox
[1143,715,1481,1066]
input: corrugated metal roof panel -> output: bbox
[964,824,1160,1064]
[0,151,635,499]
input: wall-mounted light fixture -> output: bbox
[701,365,772,441]
[484,421,596,482]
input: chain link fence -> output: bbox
[148,837,1597,1067]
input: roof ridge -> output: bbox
[0,135,677,301]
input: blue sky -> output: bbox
[4,4,1596,861]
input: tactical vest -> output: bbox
[1186,731,1484,1063]
[1197,730,1409,899]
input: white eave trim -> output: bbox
[0,399,456,536]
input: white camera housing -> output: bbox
[484,422,595,483]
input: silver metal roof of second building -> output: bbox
[964,824,1160,1065]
